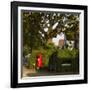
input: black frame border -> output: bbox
[11,1,88,88]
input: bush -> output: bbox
[23,45,31,56]
[28,47,79,73]
[56,48,79,73]
[57,48,79,58]
[44,43,55,49]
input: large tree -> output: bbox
[22,11,80,54]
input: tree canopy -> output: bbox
[22,11,80,54]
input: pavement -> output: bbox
[22,66,79,77]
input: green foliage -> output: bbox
[22,11,79,73]
[57,48,78,59]
[28,48,79,69]
[22,11,80,53]
[28,47,55,68]
[23,45,30,56]
[45,43,55,49]
[65,31,75,40]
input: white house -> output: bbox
[52,32,74,50]
[52,32,66,48]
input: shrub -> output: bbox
[54,48,79,73]
[28,48,53,68]
[57,48,79,59]
[28,47,79,73]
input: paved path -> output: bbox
[22,66,36,77]
[22,66,79,77]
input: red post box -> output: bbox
[36,53,43,70]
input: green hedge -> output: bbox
[28,46,79,70]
